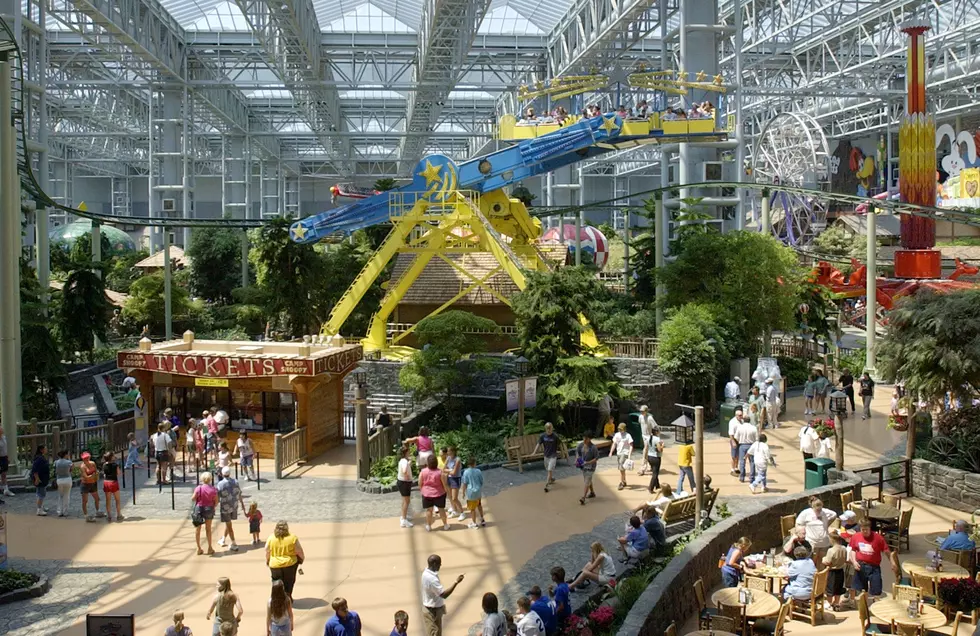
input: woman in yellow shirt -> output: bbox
[676,443,696,493]
[265,521,305,599]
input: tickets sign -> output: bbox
[118,347,362,378]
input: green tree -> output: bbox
[510,185,536,207]
[878,288,980,406]
[104,249,149,294]
[657,230,801,356]
[20,259,65,418]
[512,266,606,375]
[59,266,111,361]
[657,303,729,394]
[398,310,500,407]
[544,355,631,428]
[373,178,397,192]
[813,223,877,260]
[187,226,244,303]
[69,230,113,266]
[248,218,326,338]
[671,196,715,251]
[120,271,192,336]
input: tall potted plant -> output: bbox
[937,576,980,620]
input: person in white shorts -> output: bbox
[532,422,560,492]
[637,405,656,476]
[609,423,634,491]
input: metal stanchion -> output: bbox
[121,461,126,488]
[146,441,152,479]
[171,465,175,510]
[234,460,238,480]
[182,446,187,483]
[131,465,137,504]
[255,452,260,491]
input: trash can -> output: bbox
[626,413,643,445]
[719,401,740,427]
[804,457,836,489]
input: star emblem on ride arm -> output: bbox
[419,160,442,187]
[696,71,708,82]
[600,116,620,134]
[291,223,307,241]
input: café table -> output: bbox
[869,596,948,629]
[711,587,782,618]
[746,566,788,594]
[902,558,971,581]
[866,503,900,532]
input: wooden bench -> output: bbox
[661,488,720,526]
[504,433,569,473]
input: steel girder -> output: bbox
[397,0,492,171]
[232,0,350,175]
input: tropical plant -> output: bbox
[398,311,501,408]
[68,229,113,265]
[878,288,980,406]
[119,270,192,336]
[0,570,40,595]
[186,225,245,303]
[104,249,149,294]
[319,234,387,337]
[544,355,631,428]
[670,196,715,250]
[656,303,730,392]
[58,266,111,361]
[373,178,397,192]
[20,260,65,418]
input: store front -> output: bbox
[117,331,363,459]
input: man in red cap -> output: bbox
[80,451,105,522]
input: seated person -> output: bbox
[784,525,812,558]
[941,520,977,551]
[634,100,649,119]
[523,106,538,121]
[568,541,617,591]
[617,515,650,562]
[782,545,817,600]
[628,483,682,517]
[616,105,630,119]
[838,510,859,538]
[641,506,667,551]
[587,105,602,118]
[552,106,569,125]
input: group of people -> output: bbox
[28,444,124,522]
[725,375,782,431]
[189,465,260,555]
[727,407,776,494]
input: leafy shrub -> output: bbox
[433,429,507,465]
[0,570,40,594]
[775,355,810,388]
[938,577,980,612]
[368,451,400,486]
[613,573,651,620]
[838,347,866,375]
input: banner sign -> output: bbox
[523,376,538,409]
[505,377,538,411]
[118,347,362,379]
[86,614,135,636]
[0,512,7,570]
[505,379,519,411]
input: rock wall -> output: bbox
[911,458,980,514]
[617,471,864,636]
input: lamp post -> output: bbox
[352,366,370,480]
[515,356,529,436]
[829,389,848,469]
[674,403,705,528]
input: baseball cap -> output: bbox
[81,451,91,460]
[765,377,774,383]
[840,510,857,522]
[734,376,741,382]
[221,466,231,477]
[526,585,542,597]
[640,405,648,411]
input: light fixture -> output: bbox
[514,355,529,377]
[352,365,368,387]
[829,390,848,416]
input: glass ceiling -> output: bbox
[168,0,575,33]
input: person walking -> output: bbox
[396,445,415,528]
[205,577,243,636]
[53,449,73,517]
[813,369,830,414]
[576,434,599,505]
[31,445,50,516]
[676,440,695,494]
[165,610,193,636]
[102,452,123,522]
[266,521,305,598]
[324,597,362,636]
[419,454,450,532]
[609,423,633,491]
[421,554,465,636]
[0,426,12,501]
[153,422,173,485]
[217,467,245,552]
[798,420,820,460]
[803,373,816,416]
[266,579,293,636]
[480,593,507,636]
[531,422,560,491]
[724,376,741,401]
[192,472,218,555]
[235,432,255,481]
[733,410,758,483]
[859,372,875,420]
[645,426,664,493]
[460,456,485,528]
[444,446,464,520]
[80,451,104,522]
[764,377,780,429]
[636,405,656,477]
[727,410,740,476]
[839,368,856,412]
[748,433,773,494]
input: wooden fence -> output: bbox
[368,420,403,471]
[15,417,135,466]
[273,427,308,479]
[605,338,659,359]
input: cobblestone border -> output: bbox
[0,576,50,605]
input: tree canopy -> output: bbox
[878,288,980,406]
[187,226,245,303]
[120,271,192,336]
[656,303,730,391]
[58,266,111,360]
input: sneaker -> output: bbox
[730,469,738,476]
[457,511,466,520]
[480,521,486,527]
[424,524,432,532]
[586,492,596,499]
[441,524,450,531]
[748,485,757,494]
[2,488,13,497]
[617,483,625,491]
[230,544,238,551]
[37,509,47,516]
[86,515,95,523]
[57,511,64,517]
[579,498,586,505]
[117,515,124,522]
[403,519,415,528]
[96,511,106,518]
[217,538,226,547]
[468,522,478,529]
[544,486,549,493]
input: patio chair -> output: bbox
[890,619,924,636]
[790,567,829,626]
[892,583,922,603]
[881,493,903,509]
[720,599,747,633]
[857,592,885,634]
[709,613,738,633]
[841,490,854,510]
[694,577,721,629]
[751,599,791,636]
[780,514,796,539]
[883,507,914,553]
[745,574,770,593]
[910,572,937,604]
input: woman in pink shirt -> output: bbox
[418,454,450,532]
[192,472,218,555]
[405,426,434,467]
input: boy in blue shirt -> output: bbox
[324,597,361,636]
[460,456,485,528]
[527,585,557,636]
[389,610,408,636]
[618,515,650,562]
[550,567,570,627]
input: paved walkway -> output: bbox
[0,390,953,636]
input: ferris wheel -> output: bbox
[748,112,832,246]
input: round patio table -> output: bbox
[866,503,900,531]
[711,587,782,618]
[869,597,948,629]
[902,558,971,581]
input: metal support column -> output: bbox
[164,228,173,340]
[354,380,369,480]
[733,0,745,229]
[761,190,771,235]
[92,219,102,349]
[865,205,877,375]
[575,164,584,265]
[655,194,665,331]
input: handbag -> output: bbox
[191,506,204,527]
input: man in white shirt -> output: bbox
[796,496,837,563]
[747,433,773,494]
[799,422,820,460]
[515,596,544,636]
[733,411,758,483]
[609,423,634,491]
[152,422,173,485]
[764,378,780,429]
[728,411,741,476]
[637,405,657,476]
[724,376,741,402]
[421,554,464,636]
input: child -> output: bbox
[124,432,143,469]
[390,610,409,636]
[246,501,262,546]
[217,442,232,470]
[460,456,485,528]
[823,529,848,610]
[748,433,773,494]
[602,414,615,440]
[609,423,634,491]
[748,402,761,434]
[437,446,448,470]
[803,373,816,416]
[891,388,901,416]
[550,566,570,628]
[236,431,255,481]
[102,451,123,522]
[445,446,464,520]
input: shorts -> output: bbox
[616,454,630,470]
[466,498,481,511]
[582,470,595,485]
[0,455,8,474]
[447,476,461,490]
[397,479,413,497]
[103,480,119,494]
[418,450,434,467]
[851,563,883,596]
[220,509,238,523]
[198,505,215,521]
[155,450,170,462]
[240,454,253,468]
[422,494,446,510]
[249,519,261,534]
[625,545,644,559]
[597,573,612,585]
[544,456,557,471]
[81,482,98,494]
[730,442,739,459]
[827,568,846,596]
[35,485,47,499]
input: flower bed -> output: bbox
[0,569,49,605]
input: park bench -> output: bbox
[504,433,569,473]
[661,488,719,527]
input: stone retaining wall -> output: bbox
[911,458,980,514]
[617,472,864,636]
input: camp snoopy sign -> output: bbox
[117,347,363,378]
